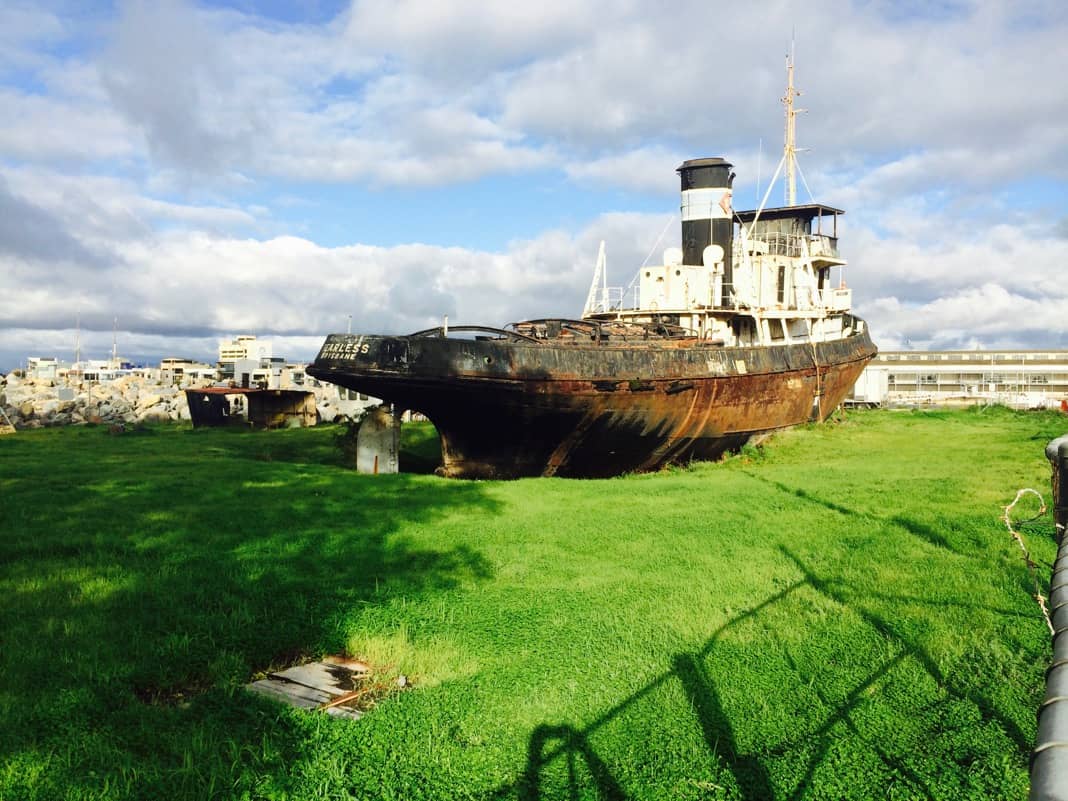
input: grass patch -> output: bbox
[345,621,480,688]
[0,407,1063,800]
[400,420,443,473]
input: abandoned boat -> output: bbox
[308,68,877,478]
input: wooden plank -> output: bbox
[247,678,332,710]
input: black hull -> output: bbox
[307,326,877,478]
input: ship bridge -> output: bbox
[734,203,844,267]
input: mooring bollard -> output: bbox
[1032,435,1068,801]
[356,405,400,474]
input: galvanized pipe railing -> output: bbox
[1032,435,1068,800]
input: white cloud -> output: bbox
[2,167,262,246]
[565,147,685,194]
[343,0,614,79]
[99,0,267,173]
[1,0,1067,369]
[853,226,1068,351]
[0,89,134,162]
[3,191,1067,370]
[0,4,66,73]
[862,281,1068,352]
[0,206,676,366]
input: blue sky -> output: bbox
[2,0,1067,370]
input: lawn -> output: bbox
[0,407,1064,800]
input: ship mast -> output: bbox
[582,241,607,317]
[781,51,803,207]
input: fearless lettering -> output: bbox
[319,337,371,359]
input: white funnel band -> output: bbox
[681,188,732,221]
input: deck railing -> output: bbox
[737,233,840,260]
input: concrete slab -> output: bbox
[271,662,365,695]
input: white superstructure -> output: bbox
[583,55,864,351]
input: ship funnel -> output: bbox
[677,158,734,307]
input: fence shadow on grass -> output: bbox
[746,472,961,554]
[778,546,1030,754]
[518,725,628,801]
[488,583,803,801]
[491,542,1031,800]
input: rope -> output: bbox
[1002,488,1053,635]
[639,215,677,270]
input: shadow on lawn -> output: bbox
[186,421,444,474]
[747,472,960,554]
[0,427,492,797]
[493,584,801,801]
[493,546,1029,801]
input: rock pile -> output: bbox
[0,373,366,429]
[0,373,190,428]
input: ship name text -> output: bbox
[319,338,370,358]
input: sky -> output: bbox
[2,0,1068,371]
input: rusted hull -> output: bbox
[185,388,318,429]
[307,328,877,478]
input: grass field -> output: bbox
[1,407,1064,800]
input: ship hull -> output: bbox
[307,326,877,479]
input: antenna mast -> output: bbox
[781,49,804,206]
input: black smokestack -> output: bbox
[677,158,734,308]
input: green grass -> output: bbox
[0,408,1063,800]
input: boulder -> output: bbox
[136,393,162,412]
[5,385,33,405]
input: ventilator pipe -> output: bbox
[1032,435,1068,801]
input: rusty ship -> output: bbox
[308,63,877,478]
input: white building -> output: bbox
[219,335,272,363]
[73,360,134,382]
[26,357,62,380]
[849,350,1068,409]
[160,357,217,386]
[27,357,134,383]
